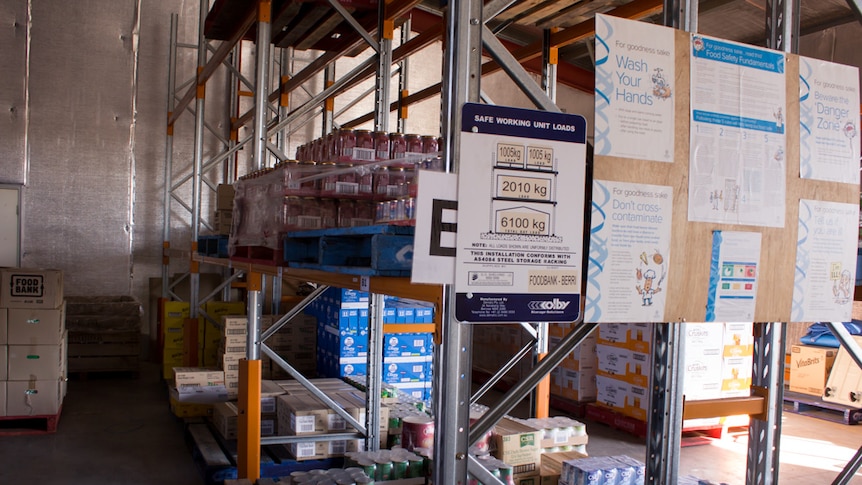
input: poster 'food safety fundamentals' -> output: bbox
[455,104,587,323]
[689,35,786,227]
[594,13,675,162]
[586,180,673,323]
[792,200,859,322]
[799,57,860,184]
[706,231,762,322]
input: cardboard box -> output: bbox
[6,379,61,416]
[173,367,225,387]
[723,322,754,358]
[222,316,248,334]
[493,417,541,468]
[596,344,649,387]
[7,304,65,345]
[0,268,64,309]
[7,343,62,380]
[541,450,589,485]
[721,356,753,397]
[0,308,6,344]
[824,335,862,406]
[212,402,278,440]
[683,324,724,400]
[287,441,328,461]
[0,382,5,417]
[597,323,652,353]
[550,366,597,402]
[789,345,837,396]
[217,183,235,211]
[0,345,5,381]
[277,393,330,435]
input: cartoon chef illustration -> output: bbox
[834,269,852,304]
[636,268,661,306]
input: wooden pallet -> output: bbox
[284,224,415,276]
[0,407,62,436]
[584,403,736,445]
[783,390,862,425]
[67,330,141,374]
[198,235,230,258]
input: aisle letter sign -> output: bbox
[454,104,587,323]
[594,14,675,162]
[799,57,860,184]
[689,36,787,227]
[792,199,859,322]
[586,180,673,323]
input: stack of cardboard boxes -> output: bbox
[595,323,652,421]
[219,316,247,399]
[215,184,235,235]
[0,268,67,417]
[310,288,434,401]
[263,312,317,379]
[549,322,598,403]
[275,378,389,461]
[161,300,245,380]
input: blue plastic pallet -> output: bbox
[284,224,415,277]
[197,235,230,258]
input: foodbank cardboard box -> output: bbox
[7,342,62,381]
[7,379,61,416]
[0,268,64,309]
[493,417,541,468]
[0,308,6,344]
[7,304,66,345]
[790,345,837,396]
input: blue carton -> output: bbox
[382,357,432,383]
[324,287,369,308]
[338,357,367,378]
[384,333,432,357]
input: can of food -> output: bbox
[373,131,389,161]
[319,198,337,228]
[405,134,423,154]
[357,458,376,479]
[299,197,322,230]
[388,167,406,198]
[320,161,337,195]
[391,459,408,479]
[353,129,375,162]
[403,197,415,220]
[421,135,438,154]
[376,201,388,222]
[355,200,375,224]
[337,128,356,163]
[358,168,373,196]
[324,132,336,163]
[401,416,434,451]
[374,458,392,481]
[312,138,323,162]
[337,164,359,196]
[389,132,406,162]
[283,196,303,231]
[373,167,390,198]
[338,199,356,228]
[407,456,424,478]
[297,161,319,195]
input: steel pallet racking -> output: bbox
[160,0,862,484]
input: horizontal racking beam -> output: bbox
[232,0,425,132]
[342,0,660,127]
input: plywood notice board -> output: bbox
[592,30,858,323]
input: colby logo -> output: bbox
[527,298,570,311]
[519,434,535,447]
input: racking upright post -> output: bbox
[238,1,272,481]
[187,0,211,354]
[162,14,178,303]
[397,19,410,133]
[743,1,799,484]
[644,2,697,483]
[434,0,482,481]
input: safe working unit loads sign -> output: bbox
[454,104,587,323]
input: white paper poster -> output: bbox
[689,35,787,228]
[792,199,859,322]
[705,231,762,322]
[594,13,675,162]
[411,170,458,285]
[454,104,587,323]
[585,180,673,323]
[799,57,861,184]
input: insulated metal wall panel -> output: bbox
[24,0,138,295]
[0,1,29,184]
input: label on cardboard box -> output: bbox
[7,343,62,381]
[493,417,541,467]
[0,269,64,309]
[173,367,225,387]
[7,305,66,345]
[6,379,61,416]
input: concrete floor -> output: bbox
[0,364,860,484]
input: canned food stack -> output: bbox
[515,416,589,455]
[284,467,375,484]
[386,402,432,448]
[344,448,430,481]
[469,455,517,485]
[559,455,645,485]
